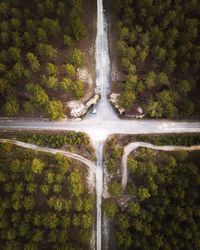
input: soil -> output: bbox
[104,0,125,85]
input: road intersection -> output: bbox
[0,0,200,249]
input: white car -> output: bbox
[91,108,97,116]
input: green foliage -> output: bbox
[46,100,64,120]
[108,181,122,198]
[26,83,49,108]
[64,63,76,77]
[26,53,40,73]
[31,158,44,174]
[113,147,200,249]
[45,63,57,76]
[37,43,56,60]
[70,49,85,68]
[0,141,94,249]
[68,169,84,196]
[115,0,200,118]
[3,98,19,116]
[0,0,87,118]
[102,199,117,218]
[118,90,136,111]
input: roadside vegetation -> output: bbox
[113,0,200,118]
[117,133,200,147]
[0,130,95,160]
[0,141,94,249]
[114,149,200,249]
[0,0,87,119]
[103,133,200,248]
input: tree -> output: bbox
[0,31,9,44]
[64,35,72,47]
[8,47,21,63]
[32,230,43,242]
[3,98,19,116]
[40,184,49,195]
[27,183,37,194]
[45,76,58,89]
[37,43,56,60]
[31,158,44,174]
[118,91,136,111]
[10,18,21,31]
[147,100,163,118]
[108,181,122,198]
[157,90,177,118]
[82,214,93,229]
[128,201,140,215]
[26,53,40,72]
[146,71,157,89]
[45,172,55,184]
[115,231,132,249]
[102,199,117,218]
[178,80,192,97]
[68,170,84,196]
[12,62,24,78]
[37,28,47,42]
[71,80,84,99]
[0,78,7,94]
[45,63,57,76]
[70,49,85,68]
[61,77,72,90]
[158,72,168,86]
[41,18,60,37]
[26,83,49,107]
[64,63,76,77]
[46,100,64,120]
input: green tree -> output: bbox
[108,181,122,198]
[26,53,40,73]
[37,43,56,60]
[147,100,163,118]
[45,63,57,76]
[102,199,117,218]
[146,71,157,89]
[71,80,84,99]
[31,158,44,174]
[64,63,76,77]
[26,83,49,107]
[70,49,85,68]
[46,100,64,120]
[118,91,136,111]
[3,98,19,116]
[64,35,72,47]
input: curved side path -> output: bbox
[0,139,95,192]
[122,142,200,190]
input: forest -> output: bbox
[0,130,95,159]
[0,0,87,119]
[104,146,200,249]
[0,141,94,249]
[114,0,200,118]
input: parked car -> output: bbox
[91,108,97,116]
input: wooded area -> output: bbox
[103,134,200,249]
[0,130,95,159]
[116,149,200,249]
[0,142,94,249]
[114,0,200,118]
[0,0,87,119]
[104,146,200,249]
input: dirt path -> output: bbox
[0,138,95,192]
[122,142,200,190]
